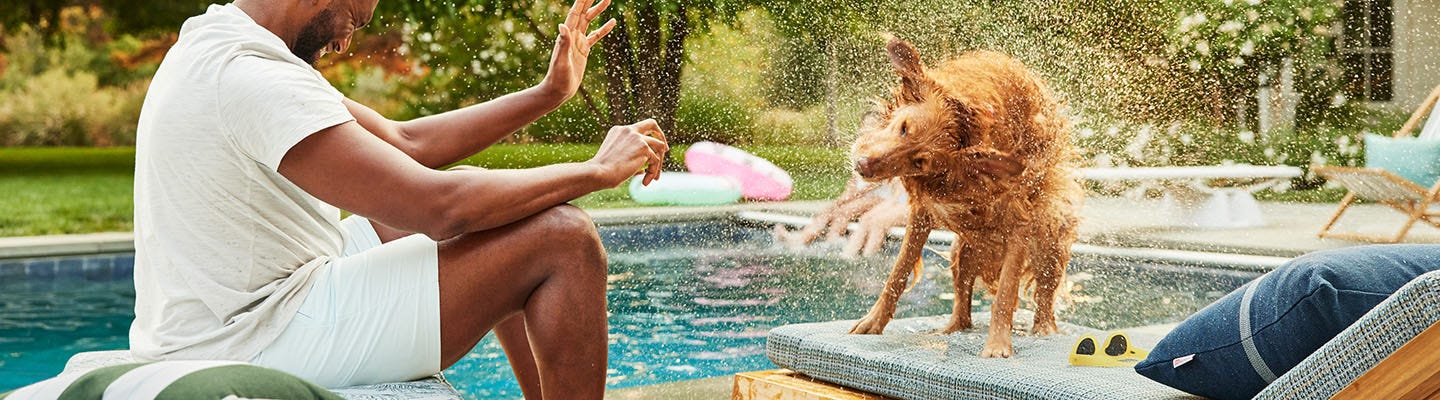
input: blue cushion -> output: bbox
[1134,245,1440,400]
[1365,134,1440,186]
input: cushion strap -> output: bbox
[1240,275,1279,383]
[103,361,244,400]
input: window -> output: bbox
[1340,0,1394,102]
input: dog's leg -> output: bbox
[850,213,933,335]
[1029,236,1071,336]
[979,238,1027,358]
[942,240,977,333]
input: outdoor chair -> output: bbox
[1315,84,1440,243]
[753,269,1440,399]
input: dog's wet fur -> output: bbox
[848,37,1083,358]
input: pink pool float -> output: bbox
[684,141,794,201]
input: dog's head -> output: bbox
[851,37,1021,182]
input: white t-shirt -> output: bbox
[130,4,356,361]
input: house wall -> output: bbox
[1391,0,1440,111]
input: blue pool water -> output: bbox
[0,221,1261,397]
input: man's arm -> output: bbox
[344,89,564,168]
[278,118,665,240]
[346,0,616,168]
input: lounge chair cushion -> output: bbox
[45,350,464,400]
[0,361,341,400]
[1364,134,1440,186]
[766,311,1197,400]
[1134,248,1440,400]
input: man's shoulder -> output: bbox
[170,5,313,85]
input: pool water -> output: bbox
[0,221,1262,397]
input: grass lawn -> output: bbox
[0,145,853,237]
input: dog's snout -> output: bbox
[854,158,874,178]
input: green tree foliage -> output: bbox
[374,0,757,141]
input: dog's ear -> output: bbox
[886,37,934,103]
[943,98,986,147]
[962,147,1024,178]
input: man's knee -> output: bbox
[533,205,604,257]
[535,204,598,238]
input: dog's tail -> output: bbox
[904,257,923,293]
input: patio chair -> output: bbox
[1315,83,1440,243]
[754,269,1440,400]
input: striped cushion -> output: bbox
[59,351,464,400]
[0,361,341,400]
[766,312,1198,400]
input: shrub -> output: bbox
[673,92,754,145]
[521,100,608,143]
[0,69,145,146]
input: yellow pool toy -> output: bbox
[1069,331,1149,367]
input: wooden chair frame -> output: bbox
[1316,84,1440,243]
[1331,319,1440,399]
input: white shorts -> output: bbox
[250,215,442,388]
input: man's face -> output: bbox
[291,0,377,65]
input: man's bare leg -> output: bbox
[496,313,543,399]
[368,204,605,399]
[370,221,545,399]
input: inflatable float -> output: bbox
[684,141,794,201]
[628,172,743,206]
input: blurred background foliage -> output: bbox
[0,0,1407,174]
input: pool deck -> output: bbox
[3,196,1435,399]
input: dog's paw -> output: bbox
[849,315,891,335]
[1030,321,1060,336]
[940,319,972,334]
[978,341,1014,358]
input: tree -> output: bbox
[377,1,760,136]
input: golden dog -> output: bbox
[848,37,1082,358]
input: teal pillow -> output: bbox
[1,361,341,400]
[1365,134,1440,186]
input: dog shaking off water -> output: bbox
[848,37,1083,358]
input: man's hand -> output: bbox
[588,119,668,188]
[540,0,617,101]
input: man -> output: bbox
[130,0,657,397]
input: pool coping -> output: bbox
[0,203,1292,272]
[740,211,1291,272]
[0,203,830,260]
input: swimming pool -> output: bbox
[0,219,1263,397]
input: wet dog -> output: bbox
[848,37,1082,358]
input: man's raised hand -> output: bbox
[541,0,617,101]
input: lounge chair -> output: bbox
[1315,84,1440,243]
[1080,165,1302,229]
[751,269,1440,399]
[55,351,463,400]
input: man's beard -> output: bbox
[292,8,338,65]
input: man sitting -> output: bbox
[129,0,661,398]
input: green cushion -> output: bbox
[1365,134,1440,186]
[1,361,341,400]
